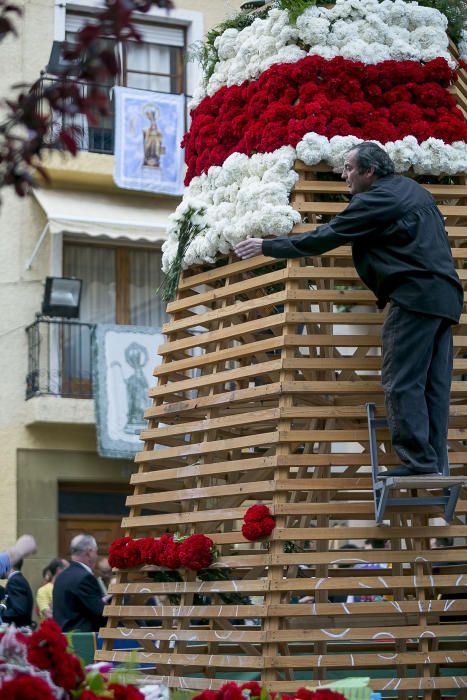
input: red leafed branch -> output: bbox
[0,0,174,197]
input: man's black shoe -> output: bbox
[378,466,439,479]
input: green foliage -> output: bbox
[277,0,318,24]
[415,0,466,44]
[159,207,207,303]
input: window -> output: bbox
[62,12,186,153]
[61,241,167,392]
[63,241,167,327]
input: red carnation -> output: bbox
[109,683,145,699]
[158,534,181,569]
[242,504,275,541]
[49,649,85,692]
[137,537,158,565]
[241,681,263,697]
[244,504,273,523]
[179,534,214,571]
[218,681,245,700]
[108,537,133,569]
[0,674,56,700]
[192,691,217,700]
[80,692,101,700]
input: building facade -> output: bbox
[0,0,243,596]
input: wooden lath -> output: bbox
[97,162,467,698]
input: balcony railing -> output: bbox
[36,77,189,156]
[26,318,96,399]
[36,77,115,155]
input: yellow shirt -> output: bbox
[36,581,53,619]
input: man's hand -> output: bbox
[234,238,263,259]
[7,535,37,566]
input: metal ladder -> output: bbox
[366,402,465,525]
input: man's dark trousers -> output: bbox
[381,302,453,475]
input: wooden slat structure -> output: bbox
[98,67,467,698]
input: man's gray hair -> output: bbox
[70,533,97,555]
[349,141,395,177]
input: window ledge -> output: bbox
[25,396,95,426]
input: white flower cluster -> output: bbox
[459,29,467,62]
[162,147,301,271]
[190,9,305,109]
[296,133,467,176]
[140,683,170,700]
[296,0,454,66]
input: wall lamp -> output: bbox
[42,276,82,319]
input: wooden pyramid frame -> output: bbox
[97,68,467,699]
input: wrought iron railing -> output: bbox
[35,77,115,155]
[26,317,96,399]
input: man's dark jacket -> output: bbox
[2,571,33,627]
[263,175,463,322]
[52,561,105,633]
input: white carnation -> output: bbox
[215,27,239,60]
[296,133,330,166]
[328,135,364,171]
[459,29,467,62]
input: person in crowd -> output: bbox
[235,141,463,479]
[36,558,68,621]
[53,534,109,633]
[0,534,37,578]
[0,559,34,627]
[95,556,114,596]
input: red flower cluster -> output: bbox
[193,681,346,700]
[241,504,276,541]
[182,55,467,183]
[0,675,56,700]
[108,533,215,571]
[27,619,84,692]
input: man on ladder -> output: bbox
[235,141,463,479]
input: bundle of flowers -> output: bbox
[0,621,146,699]
[161,0,467,287]
[108,533,216,572]
[183,55,466,184]
[241,504,276,541]
[192,681,347,700]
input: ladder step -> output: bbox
[379,476,466,489]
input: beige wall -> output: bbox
[0,0,244,556]
[16,447,131,596]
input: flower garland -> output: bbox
[0,621,151,699]
[241,504,276,541]
[193,681,347,700]
[163,0,467,275]
[108,533,217,572]
[190,0,456,107]
[183,55,466,184]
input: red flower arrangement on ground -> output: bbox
[182,55,467,183]
[27,619,84,692]
[108,533,216,571]
[0,621,145,699]
[0,675,56,700]
[193,681,347,700]
[241,504,276,541]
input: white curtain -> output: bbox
[62,245,116,384]
[129,248,167,328]
[126,43,171,93]
[64,244,116,323]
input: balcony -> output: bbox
[36,77,115,155]
[26,317,96,400]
